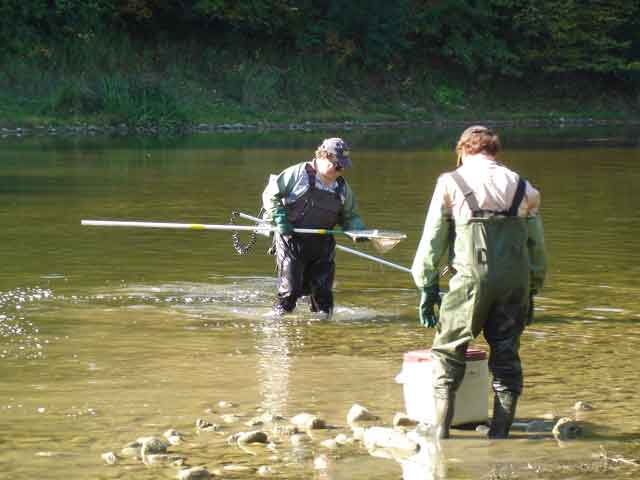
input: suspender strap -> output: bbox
[336,176,345,198]
[449,171,482,215]
[305,163,344,200]
[450,171,527,218]
[507,177,527,217]
[305,163,316,190]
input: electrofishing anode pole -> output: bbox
[234,212,413,274]
[237,212,449,277]
[81,217,413,274]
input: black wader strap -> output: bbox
[336,176,345,199]
[449,171,482,215]
[305,163,316,191]
[305,163,345,202]
[507,177,527,217]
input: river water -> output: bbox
[1,127,639,479]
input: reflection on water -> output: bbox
[1,127,639,479]
[256,317,293,416]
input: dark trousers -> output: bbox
[274,233,336,314]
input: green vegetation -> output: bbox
[1,0,639,128]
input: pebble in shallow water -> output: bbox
[237,430,269,445]
[393,412,418,428]
[347,404,379,424]
[140,436,168,456]
[363,427,419,454]
[120,441,141,458]
[257,465,276,476]
[164,429,184,445]
[101,452,118,465]
[177,466,210,480]
[573,401,594,411]
[291,412,326,430]
[552,417,582,441]
[196,418,221,433]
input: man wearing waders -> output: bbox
[411,126,547,439]
[262,138,365,318]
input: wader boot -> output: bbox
[488,391,518,438]
[434,395,456,439]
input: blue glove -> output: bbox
[273,208,293,235]
[419,285,441,328]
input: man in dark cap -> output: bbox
[262,137,365,318]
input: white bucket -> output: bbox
[395,348,489,426]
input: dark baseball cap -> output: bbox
[319,137,352,169]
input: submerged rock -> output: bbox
[291,413,326,430]
[221,414,242,424]
[347,404,379,424]
[271,423,299,437]
[120,441,141,458]
[246,413,286,427]
[393,413,418,428]
[144,454,186,466]
[289,432,312,446]
[257,465,276,476]
[140,437,168,456]
[101,451,118,465]
[320,439,338,450]
[237,430,269,445]
[363,427,420,453]
[223,464,254,473]
[573,401,594,411]
[164,429,184,445]
[196,418,221,432]
[178,466,210,480]
[552,417,582,441]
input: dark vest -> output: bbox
[285,164,345,229]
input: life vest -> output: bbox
[285,163,345,229]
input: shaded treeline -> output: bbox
[1,0,639,125]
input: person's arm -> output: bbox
[261,164,302,221]
[522,181,547,293]
[527,215,547,293]
[340,182,366,231]
[411,177,451,289]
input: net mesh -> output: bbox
[344,229,407,254]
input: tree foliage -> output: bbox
[0,0,638,81]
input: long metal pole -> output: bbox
[236,212,412,274]
[81,219,336,236]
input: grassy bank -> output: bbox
[1,36,639,130]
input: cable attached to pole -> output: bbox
[230,211,258,255]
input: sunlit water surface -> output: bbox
[1,127,639,479]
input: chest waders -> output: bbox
[274,164,345,316]
[432,171,530,439]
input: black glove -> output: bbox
[419,285,441,328]
[526,291,536,325]
[272,208,292,235]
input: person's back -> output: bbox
[412,126,547,439]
